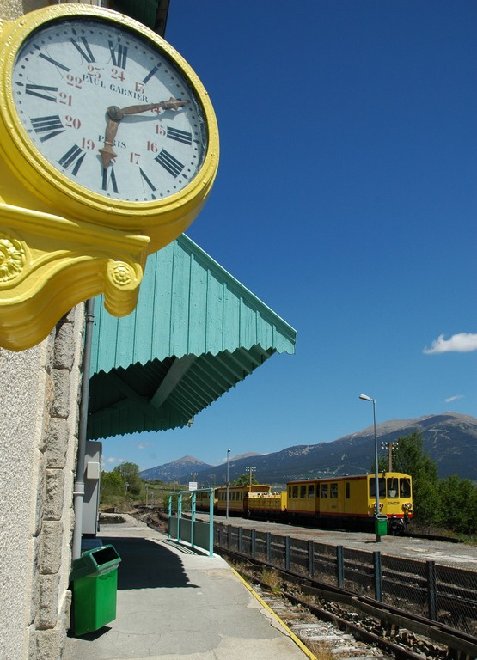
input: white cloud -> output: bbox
[105,456,124,464]
[136,442,147,450]
[424,333,477,354]
[445,394,464,403]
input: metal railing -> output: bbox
[214,522,477,638]
[167,488,215,556]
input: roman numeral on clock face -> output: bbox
[58,144,85,175]
[70,37,95,64]
[25,84,58,102]
[34,45,70,72]
[109,41,128,69]
[139,168,157,198]
[155,149,184,178]
[30,115,65,143]
[167,127,192,145]
[102,166,119,193]
[143,63,161,85]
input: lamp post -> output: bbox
[226,448,231,519]
[359,393,381,542]
[246,466,256,492]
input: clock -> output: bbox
[0,5,219,250]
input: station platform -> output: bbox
[64,515,308,659]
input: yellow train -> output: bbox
[196,484,271,515]
[248,472,413,534]
[195,472,413,534]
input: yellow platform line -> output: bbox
[231,567,317,660]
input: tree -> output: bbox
[101,470,125,499]
[113,461,143,496]
[233,473,258,486]
[391,432,439,526]
[436,475,477,535]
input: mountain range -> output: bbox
[139,412,477,486]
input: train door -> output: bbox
[337,479,346,514]
[344,479,352,514]
[243,490,249,516]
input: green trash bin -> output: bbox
[70,544,121,636]
[375,514,388,537]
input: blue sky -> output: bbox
[102,1,477,472]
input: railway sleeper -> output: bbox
[223,549,477,660]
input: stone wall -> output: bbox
[0,305,85,660]
[0,2,110,656]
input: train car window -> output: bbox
[369,478,386,498]
[292,486,298,498]
[308,484,315,498]
[320,484,328,498]
[330,483,338,498]
[400,478,411,498]
[387,478,399,498]
[346,482,350,498]
[300,485,306,498]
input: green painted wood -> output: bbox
[88,234,296,439]
[114,0,160,30]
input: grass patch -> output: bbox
[306,640,335,659]
[260,567,282,595]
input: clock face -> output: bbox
[12,17,208,202]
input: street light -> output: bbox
[359,393,381,542]
[246,466,256,492]
[226,449,231,519]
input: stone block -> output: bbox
[53,319,75,370]
[63,589,72,635]
[40,521,63,575]
[45,418,69,469]
[51,369,70,419]
[45,469,65,521]
[29,538,41,627]
[32,626,64,660]
[38,574,59,630]
[34,453,46,536]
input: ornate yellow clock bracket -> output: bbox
[0,201,149,351]
[0,5,219,351]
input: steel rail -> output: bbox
[219,547,477,660]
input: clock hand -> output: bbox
[99,115,120,168]
[108,98,187,120]
[100,98,187,167]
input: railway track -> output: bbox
[134,508,477,658]
[252,583,394,659]
[228,553,475,660]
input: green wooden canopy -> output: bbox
[88,234,296,440]
[111,0,169,34]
